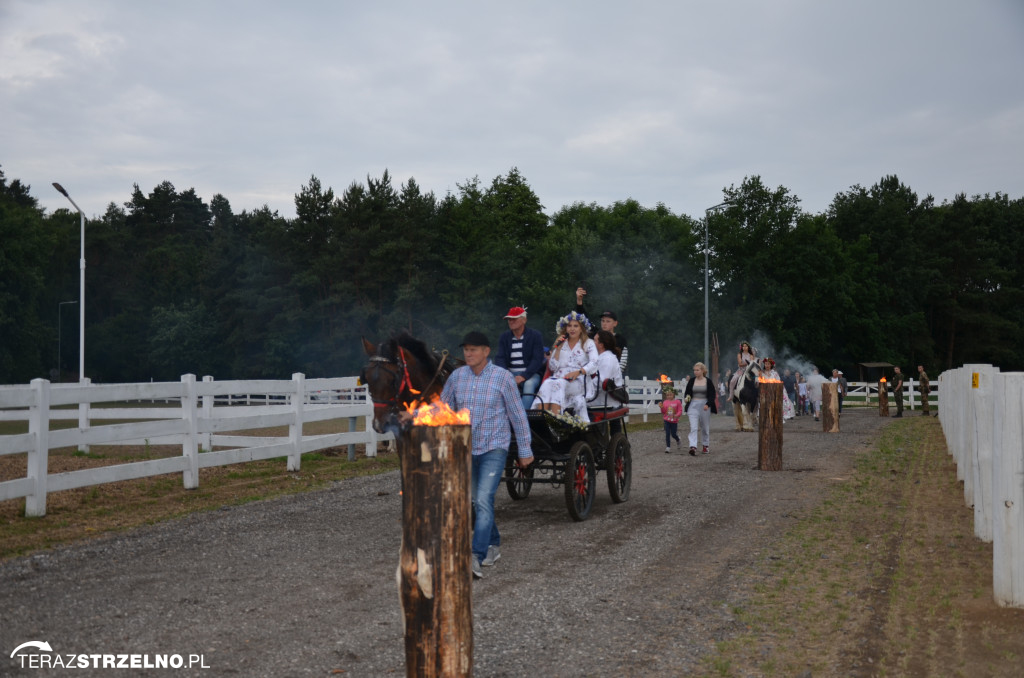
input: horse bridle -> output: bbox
[361,348,419,414]
[360,344,454,416]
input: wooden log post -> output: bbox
[821,382,840,433]
[397,424,474,678]
[878,379,889,416]
[757,381,783,471]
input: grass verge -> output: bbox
[700,416,1024,677]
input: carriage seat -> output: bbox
[589,406,629,423]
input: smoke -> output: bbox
[719,329,822,382]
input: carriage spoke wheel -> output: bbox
[505,456,534,500]
[606,433,632,503]
[565,441,596,521]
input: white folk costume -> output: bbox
[534,312,599,421]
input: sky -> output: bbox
[2,0,1023,223]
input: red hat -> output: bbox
[504,306,527,319]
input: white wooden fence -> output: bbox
[937,364,1024,608]
[0,374,391,518]
[627,376,939,419]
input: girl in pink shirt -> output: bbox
[660,387,683,453]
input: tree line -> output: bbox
[2,164,1022,385]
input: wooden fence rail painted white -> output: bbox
[0,374,391,518]
[626,377,939,420]
[937,365,1024,608]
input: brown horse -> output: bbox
[359,332,458,432]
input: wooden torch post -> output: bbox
[821,382,840,433]
[397,424,474,678]
[878,379,889,417]
[757,381,783,471]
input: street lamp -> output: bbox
[703,201,733,369]
[52,183,86,384]
[58,300,78,382]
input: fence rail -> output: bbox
[625,376,939,420]
[0,374,391,518]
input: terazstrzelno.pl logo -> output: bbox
[10,641,210,670]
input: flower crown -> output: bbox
[555,311,592,336]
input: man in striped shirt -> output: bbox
[494,306,546,409]
[441,331,533,579]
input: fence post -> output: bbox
[347,416,358,462]
[289,373,305,471]
[952,367,970,497]
[972,366,996,541]
[992,372,1024,607]
[202,375,215,453]
[358,383,379,458]
[642,377,650,423]
[181,374,199,489]
[25,378,51,517]
[78,376,91,453]
[960,364,990,509]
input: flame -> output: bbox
[658,374,672,383]
[759,376,783,384]
[404,396,470,426]
[880,377,887,383]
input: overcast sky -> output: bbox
[3,0,1022,223]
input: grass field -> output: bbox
[701,417,1024,677]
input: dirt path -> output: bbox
[0,410,901,676]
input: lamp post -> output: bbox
[703,201,733,368]
[52,183,86,384]
[58,300,78,382]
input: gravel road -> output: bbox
[1,409,887,677]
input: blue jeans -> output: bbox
[663,421,680,447]
[471,448,508,562]
[513,371,542,410]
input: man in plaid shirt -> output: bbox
[441,331,533,579]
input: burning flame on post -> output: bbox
[759,376,783,384]
[404,396,470,426]
[658,374,672,383]
[879,377,887,383]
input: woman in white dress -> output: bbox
[533,311,598,420]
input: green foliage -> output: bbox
[1,164,1022,385]
[0,167,54,381]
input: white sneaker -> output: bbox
[471,555,483,579]
[482,545,501,567]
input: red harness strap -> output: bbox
[398,348,421,398]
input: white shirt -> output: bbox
[588,350,624,405]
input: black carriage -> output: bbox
[503,406,632,521]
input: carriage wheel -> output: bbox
[565,441,596,521]
[606,433,632,503]
[505,457,534,500]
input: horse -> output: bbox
[731,358,762,432]
[359,331,459,433]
